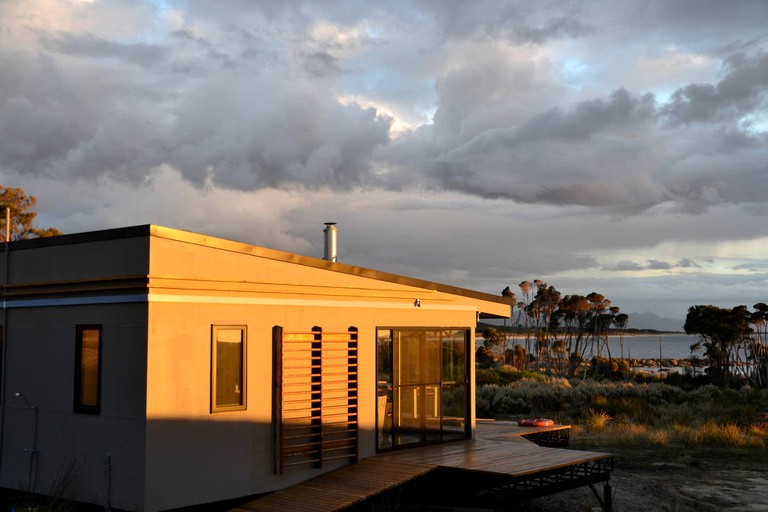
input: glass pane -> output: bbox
[380,328,469,449]
[79,329,100,407]
[424,331,440,384]
[442,330,466,385]
[442,330,467,437]
[397,331,421,385]
[216,328,243,407]
[377,330,393,450]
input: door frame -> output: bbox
[375,327,471,451]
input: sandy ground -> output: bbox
[527,449,768,512]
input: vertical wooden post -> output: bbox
[604,482,613,512]
[272,325,283,475]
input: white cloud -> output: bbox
[3,0,768,322]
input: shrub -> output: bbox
[586,408,612,431]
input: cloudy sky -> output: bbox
[2,0,768,324]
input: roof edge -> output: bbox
[2,225,152,251]
[3,224,511,313]
[147,225,511,310]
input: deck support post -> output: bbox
[590,482,613,512]
[603,482,613,512]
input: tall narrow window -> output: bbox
[74,325,102,414]
[211,326,246,412]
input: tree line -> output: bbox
[478,280,768,388]
[478,280,629,378]
[684,303,768,388]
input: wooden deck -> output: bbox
[232,422,612,512]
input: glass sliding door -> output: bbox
[440,330,468,440]
[377,328,469,450]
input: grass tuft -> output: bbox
[586,408,612,431]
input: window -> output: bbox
[376,328,470,450]
[74,325,102,414]
[211,325,246,412]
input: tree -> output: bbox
[684,305,753,386]
[481,327,508,366]
[526,282,561,374]
[0,186,62,241]
[751,303,768,386]
[613,313,629,360]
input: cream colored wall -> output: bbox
[146,232,509,317]
[143,230,487,510]
[144,297,477,510]
[0,228,498,512]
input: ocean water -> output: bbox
[486,333,701,360]
[605,333,698,360]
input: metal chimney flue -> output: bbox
[323,222,338,263]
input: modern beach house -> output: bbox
[0,224,512,511]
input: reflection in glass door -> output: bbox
[377,328,469,450]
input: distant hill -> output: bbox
[627,312,684,332]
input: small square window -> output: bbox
[211,326,246,412]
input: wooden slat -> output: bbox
[276,327,359,474]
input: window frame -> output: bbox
[74,324,103,415]
[210,325,247,413]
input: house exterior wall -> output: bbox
[0,232,151,510]
[142,231,497,511]
[0,226,508,511]
[2,304,148,510]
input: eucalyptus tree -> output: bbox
[586,293,613,357]
[685,305,753,386]
[750,303,768,386]
[527,282,561,374]
[518,281,534,368]
[0,185,62,240]
[558,294,591,376]
[613,312,629,360]
[481,327,508,366]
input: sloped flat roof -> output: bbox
[6,224,511,315]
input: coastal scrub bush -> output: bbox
[476,369,501,386]
[588,395,655,424]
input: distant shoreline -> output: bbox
[476,323,686,336]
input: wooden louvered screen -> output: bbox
[273,326,359,474]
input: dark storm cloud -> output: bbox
[171,28,236,68]
[167,80,392,189]
[425,1,594,43]
[41,32,169,67]
[0,4,392,188]
[2,0,768,217]
[677,258,702,269]
[390,49,768,213]
[602,258,701,272]
[516,89,656,142]
[663,52,768,125]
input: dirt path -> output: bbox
[528,450,768,511]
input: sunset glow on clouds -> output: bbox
[2,0,767,322]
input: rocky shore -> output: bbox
[629,357,704,369]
